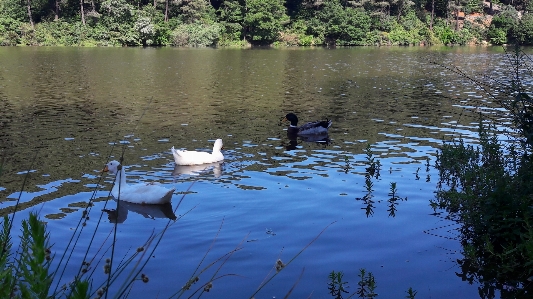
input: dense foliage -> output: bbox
[1,0,533,47]
[433,47,533,298]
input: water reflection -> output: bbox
[172,162,223,179]
[102,201,176,223]
[283,130,331,150]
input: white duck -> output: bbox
[103,160,175,205]
[171,139,224,166]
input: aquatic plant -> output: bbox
[387,182,407,217]
[357,144,412,218]
[326,268,417,299]
[355,144,379,216]
[405,287,417,299]
[327,270,349,299]
[356,268,377,299]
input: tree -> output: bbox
[487,5,519,43]
[315,0,371,45]
[393,0,414,21]
[218,0,245,41]
[174,0,215,23]
[449,0,468,31]
[515,12,533,44]
[243,0,289,45]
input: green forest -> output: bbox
[0,0,533,47]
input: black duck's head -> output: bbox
[284,113,299,126]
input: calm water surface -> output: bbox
[0,46,520,298]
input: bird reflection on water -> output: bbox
[102,201,176,224]
[283,131,331,150]
[172,162,223,180]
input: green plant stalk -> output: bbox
[16,213,53,298]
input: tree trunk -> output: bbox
[54,0,59,20]
[80,0,86,25]
[430,0,434,31]
[397,1,402,22]
[165,0,169,21]
[26,0,34,29]
[455,7,459,31]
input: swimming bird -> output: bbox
[283,113,332,135]
[171,139,224,166]
[103,160,175,205]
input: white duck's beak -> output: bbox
[103,165,109,172]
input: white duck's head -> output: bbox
[213,139,224,151]
[103,160,122,175]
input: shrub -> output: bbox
[433,23,458,45]
[171,22,221,47]
[388,22,413,45]
[297,34,315,46]
[0,16,21,45]
[487,26,507,45]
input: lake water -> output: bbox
[0,46,520,298]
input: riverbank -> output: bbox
[0,0,529,47]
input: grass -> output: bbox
[0,203,335,298]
